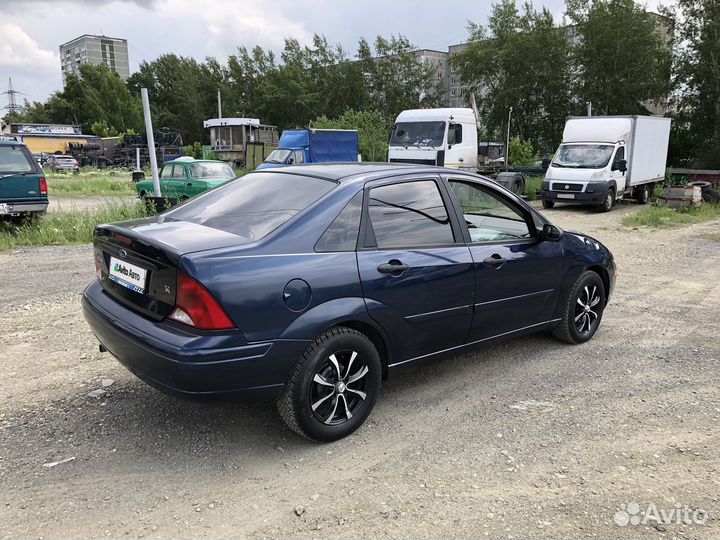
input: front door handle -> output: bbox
[483,254,506,268]
[186,182,193,187]
[377,260,409,274]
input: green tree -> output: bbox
[670,0,720,167]
[452,0,572,152]
[313,109,392,161]
[566,0,672,116]
[508,137,537,165]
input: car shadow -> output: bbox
[2,331,564,477]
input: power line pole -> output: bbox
[1,78,23,115]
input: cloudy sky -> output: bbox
[1,0,662,106]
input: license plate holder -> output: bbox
[108,256,148,294]
[557,193,575,200]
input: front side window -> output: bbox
[367,180,454,249]
[613,146,625,165]
[160,165,173,179]
[0,145,33,172]
[389,122,446,148]
[449,180,531,243]
[448,123,463,145]
[292,151,305,164]
[164,172,335,240]
[552,144,614,169]
[264,149,292,164]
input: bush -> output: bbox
[509,137,537,166]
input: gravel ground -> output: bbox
[1,201,719,539]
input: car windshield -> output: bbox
[163,172,336,240]
[390,121,446,148]
[264,149,292,164]
[552,144,614,169]
[0,145,33,172]
[189,162,234,179]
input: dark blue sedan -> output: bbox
[83,164,616,442]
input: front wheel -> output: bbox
[277,327,382,442]
[542,199,555,209]
[599,188,615,212]
[552,270,606,344]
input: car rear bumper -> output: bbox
[82,281,309,400]
[0,200,48,214]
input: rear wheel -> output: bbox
[542,199,555,209]
[552,270,606,344]
[635,184,650,204]
[277,327,382,442]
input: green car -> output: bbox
[136,157,236,201]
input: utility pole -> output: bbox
[217,89,222,119]
[586,102,592,116]
[1,78,23,115]
[505,106,513,172]
[140,88,161,197]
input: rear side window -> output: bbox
[315,191,363,252]
[165,172,335,240]
[0,145,34,173]
[367,180,454,248]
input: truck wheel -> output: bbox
[277,327,382,442]
[599,189,615,212]
[542,200,555,209]
[635,184,650,204]
[552,270,606,344]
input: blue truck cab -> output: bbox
[256,129,359,170]
[0,137,48,220]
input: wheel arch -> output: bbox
[332,320,391,380]
[587,264,610,305]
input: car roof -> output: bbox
[249,163,483,185]
[0,139,27,146]
[167,158,226,165]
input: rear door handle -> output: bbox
[377,260,409,274]
[186,183,193,187]
[483,254,506,267]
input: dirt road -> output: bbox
[1,202,719,539]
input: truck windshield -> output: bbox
[552,144,614,169]
[390,122,446,148]
[264,149,292,164]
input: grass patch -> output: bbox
[0,201,149,251]
[622,204,720,228]
[47,170,136,197]
[524,175,544,201]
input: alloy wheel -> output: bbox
[310,349,370,426]
[574,285,601,334]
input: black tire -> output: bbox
[542,199,555,209]
[277,327,382,442]
[552,270,606,344]
[599,188,615,212]
[635,184,651,204]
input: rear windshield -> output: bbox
[163,172,336,240]
[0,145,34,173]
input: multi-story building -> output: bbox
[59,35,130,84]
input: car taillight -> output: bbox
[168,272,235,330]
[39,177,48,195]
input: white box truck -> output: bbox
[540,116,671,212]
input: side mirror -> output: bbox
[287,157,294,165]
[612,159,627,173]
[540,223,563,242]
[541,157,551,170]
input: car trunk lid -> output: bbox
[0,172,46,201]
[94,218,250,321]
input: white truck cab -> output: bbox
[541,116,671,212]
[388,108,478,170]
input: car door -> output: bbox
[157,164,174,196]
[445,176,563,341]
[356,175,475,364]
